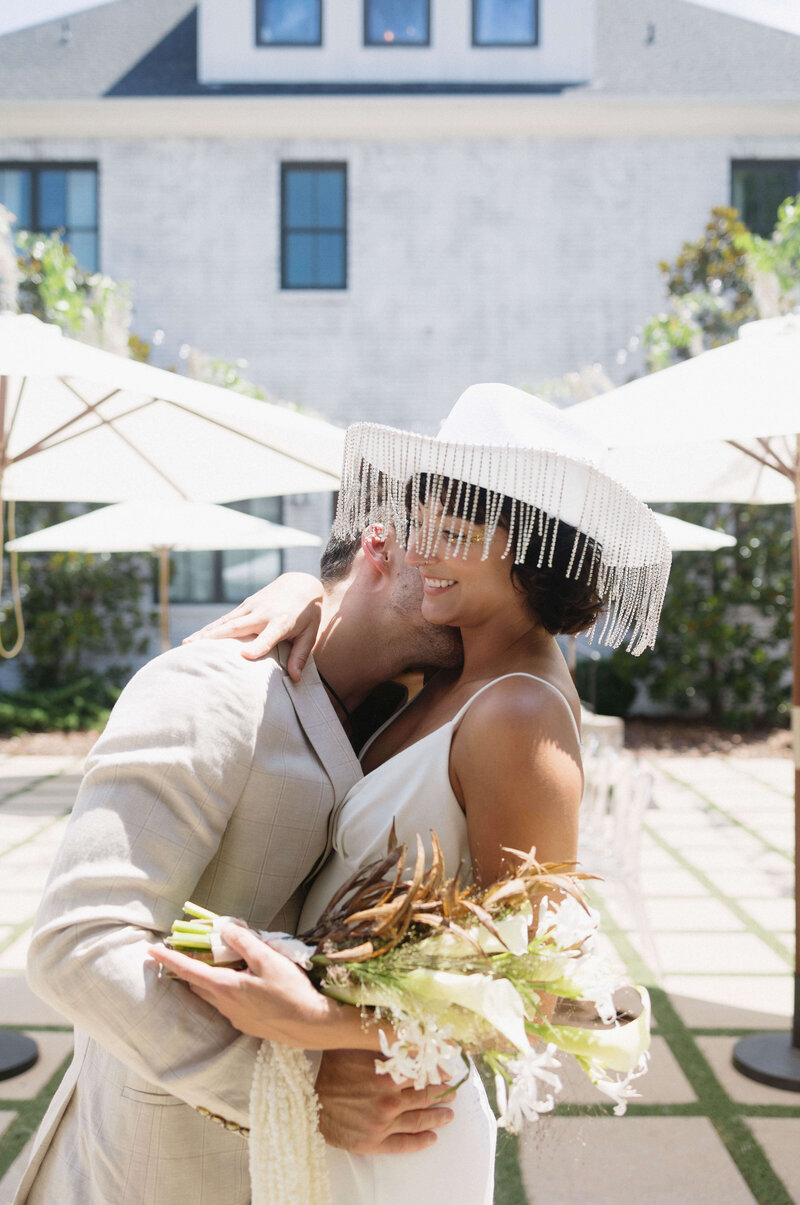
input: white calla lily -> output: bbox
[550,986,651,1073]
[474,905,533,956]
[402,969,531,1053]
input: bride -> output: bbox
[154,383,669,1204]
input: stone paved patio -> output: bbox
[0,751,798,1204]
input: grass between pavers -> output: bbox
[0,813,70,865]
[0,921,34,961]
[598,911,800,1205]
[0,1043,73,1180]
[644,825,794,968]
[646,760,793,866]
[0,780,58,810]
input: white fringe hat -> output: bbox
[333,383,671,655]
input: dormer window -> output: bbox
[364,0,430,46]
[472,0,538,46]
[256,0,322,46]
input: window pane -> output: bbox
[282,165,346,289]
[228,496,282,521]
[38,170,68,228]
[474,0,536,44]
[170,551,215,603]
[65,230,98,272]
[315,171,345,227]
[366,0,429,44]
[221,549,281,603]
[285,170,314,226]
[284,232,316,286]
[731,163,800,237]
[66,170,97,227]
[315,232,345,287]
[0,170,31,227]
[258,0,320,43]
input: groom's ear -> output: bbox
[361,524,392,578]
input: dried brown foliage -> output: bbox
[300,829,593,964]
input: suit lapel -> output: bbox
[278,645,362,804]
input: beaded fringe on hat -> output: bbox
[333,423,672,656]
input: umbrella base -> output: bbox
[732,1032,800,1093]
[0,1031,39,1082]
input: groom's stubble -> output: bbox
[388,559,463,670]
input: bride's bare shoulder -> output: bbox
[458,673,580,746]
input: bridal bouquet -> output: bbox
[165,836,650,1205]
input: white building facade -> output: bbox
[0,0,799,656]
[1,0,799,432]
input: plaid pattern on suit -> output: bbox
[14,639,361,1205]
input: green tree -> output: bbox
[644,206,757,371]
[628,202,798,729]
[14,226,134,356]
[736,193,800,317]
[608,504,792,729]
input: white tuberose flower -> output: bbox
[590,1052,650,1116]
[494,1044,563,1133]
[537,894,598,949]
[376,1019,464,1090]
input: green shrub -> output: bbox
[0,675,121,735]
[0,507,156,733]
[575,656,637,718]
[608,503,792,730]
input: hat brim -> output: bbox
[334,421,672,656]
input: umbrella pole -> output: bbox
[732,447,800,1090]
[0,386,39,1081]
[158,547,171,654]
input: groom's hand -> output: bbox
[316,1049,456,1154]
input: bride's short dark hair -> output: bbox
[414,474,604,637]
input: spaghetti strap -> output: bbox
[450,673,581,743]
[360,672,580,762]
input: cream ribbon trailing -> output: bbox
[248,1041,332,1205]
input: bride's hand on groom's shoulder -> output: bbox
[316,1049,457,1155]
[182,573,323,679]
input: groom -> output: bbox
[15,528,461,1205]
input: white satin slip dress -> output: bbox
[299,673,581,1205]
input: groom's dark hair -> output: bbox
[320,533,361,585]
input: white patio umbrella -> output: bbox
[6,500,321,653]
[0,314,344,504]
[655,513,737,552]
[0,312,344,658]
[569,314,800,1091]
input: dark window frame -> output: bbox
[363,0,431,47]
[0,160,100,270]
[254,0,323,47]
[730,158,800,236]
[280,161,348,291]
[471,0,539,47]
[165,497,286,605]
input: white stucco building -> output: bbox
[2,0,799,429]
[0,0,798,655]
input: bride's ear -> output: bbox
[361,524,391,578]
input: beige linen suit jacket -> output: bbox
[14,638,362,1205]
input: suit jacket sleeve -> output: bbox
[26,641,303,1129]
